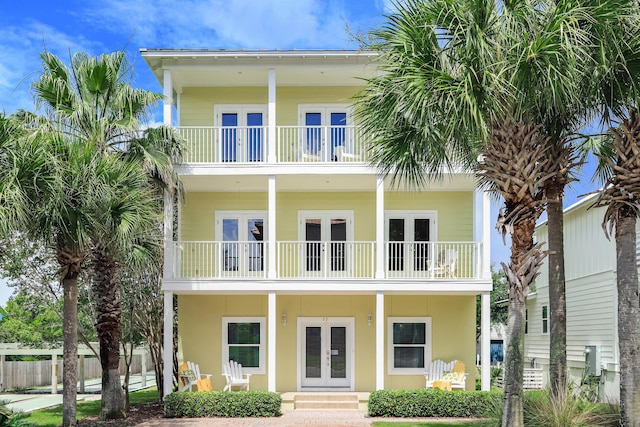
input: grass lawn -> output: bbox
[373,422,494,426]
[23,387,159,427]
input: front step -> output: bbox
[293,393,360,410]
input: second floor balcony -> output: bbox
[177,125,367,164]
[167,241,483,281]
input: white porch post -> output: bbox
[268,175,277,279]
[163,291,174,397]
[376,176,385,279]
[268,69,276,163]
[474,189,492,280]
[268,292,276,392]
[481,291,491,391]
[163,69,173,126]
[376,291,385,390]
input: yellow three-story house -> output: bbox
[141,49,493,396]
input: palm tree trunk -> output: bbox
[501,219,542,427]
[92,245,125,420]
[546,182,567,398]
[615,208,640,426]
[62,275,79,427]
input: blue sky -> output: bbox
[0,0,602,305]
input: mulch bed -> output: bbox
[77,401,165,426]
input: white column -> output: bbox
[376,176,385,279]
[163,69,173,126]
[79,355,85,393]
[0,354,5,392]
[376,291,385,390]
[51,354,57,394]
[268,292,276,392]
[481,291,491,391]
[163,191,174,280]
[163,291,174,397]
[474,189,492,280]
[141,351,147,388]
[268,175,277,279]
[268,69,276,163]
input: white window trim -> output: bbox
[297,210,354,241]
[387,317,432,375]
[298,104,353,126]
[214,104,268,126]
[384,210,438,242]
[222,317,266,375]
[215,211,268,241]
[541,305,548,335]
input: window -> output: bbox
[387,317,432,375]
[542,305,548,334]
[222,317,265,374]
[525,309,528,334]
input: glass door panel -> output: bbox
[330,218,346,271]
[221,113,238,162]
[413,218,430,272]
[305,113,322,156]
[388,218,405,272]
[330,326,346,379]
[305,219,322,272]
[247,113,263,162]
[222,219,239,271]
[247,218,264,272]
[305,327,322,379]
[329,112,346,160]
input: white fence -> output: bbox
[0,343,152,392]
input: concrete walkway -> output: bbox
[0,373,156,413]
[136,411,480,427]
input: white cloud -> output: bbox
[82,0,366,49]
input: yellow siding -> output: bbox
[180,192,268,241]
[386,192,474,241]
[178,294,475,392]
[181,190,473,242]
[179,86,360,126]
[384,295,477,390]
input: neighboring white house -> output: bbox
[527,194,625,402]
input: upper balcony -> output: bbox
[177,125,367,164]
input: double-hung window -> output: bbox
[387,317,432,375]
[541,305,548,334]
[222,317,265,374]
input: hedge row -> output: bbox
[368,389,502,418]
[164,391,282,418]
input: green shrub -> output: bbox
[368,389,502,418]
[164,391,281,418]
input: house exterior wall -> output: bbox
[527,200,620,402]
[179,85,361,126]
[179,190,474,242]
[177,293,476,392]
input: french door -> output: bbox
[216,106,266,162]
[216,212,266,277]
[299,211,352,277]
[300,105,350,161]
[299,318,353,389]
[386,212,437,277]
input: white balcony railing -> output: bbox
[177,126,267,163]
[172,241,267,279]
[385,241,481,279]
[276,125,366,163]
[168,241,481,280]
[176,125,366,164]
[277,241,375,279]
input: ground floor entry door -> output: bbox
[299,317,354,389]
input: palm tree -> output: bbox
[355,0,601,424]
[0,122,107,427]
[31,51,182,420]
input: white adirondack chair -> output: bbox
[222,360,252,391]
[424,359,467,390]
[179,361,212,392]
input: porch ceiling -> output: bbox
[179,171,478,193]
